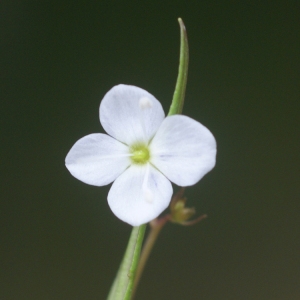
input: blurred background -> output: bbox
[1,1,299,299]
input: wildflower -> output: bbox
[65,84,216,226]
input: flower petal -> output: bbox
[149,115,217,186]
[108,164,172,226]
[65,133,131,186]
[100,84,165,145]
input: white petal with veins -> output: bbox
[108,164,172,226]
[65,133,131,186]
[100,84,165,145]
[150,115,217,186]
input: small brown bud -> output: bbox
[169,188,207,226]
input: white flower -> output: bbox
[65,84,217,226]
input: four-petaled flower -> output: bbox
[65,85,217,226]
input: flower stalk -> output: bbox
[132,189,207,299]
[168,17,189,116]
[107,225,146,300]
[131,216,170,299]
[107,18,193,299]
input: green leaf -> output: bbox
[168,18,189,116]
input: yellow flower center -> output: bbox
[130,144,150,164]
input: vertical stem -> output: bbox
[168,18,189,116]
[107,224,147,300]
[131,17,190,298]
[107,17,189,300]
[131,216,170,299]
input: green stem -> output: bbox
[131,216,170,299]
[168,18,189,116]
[107,225,147,300]
[107,17,189,300]
[132,18,189,297]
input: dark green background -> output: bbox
[1,1,299,299]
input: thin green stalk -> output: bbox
[132,216,170,299]
[107,17,189,300]
[168,18,189,116]
[132,18,189,298]
[107,225,147,300]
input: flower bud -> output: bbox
[169,188,207,226]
